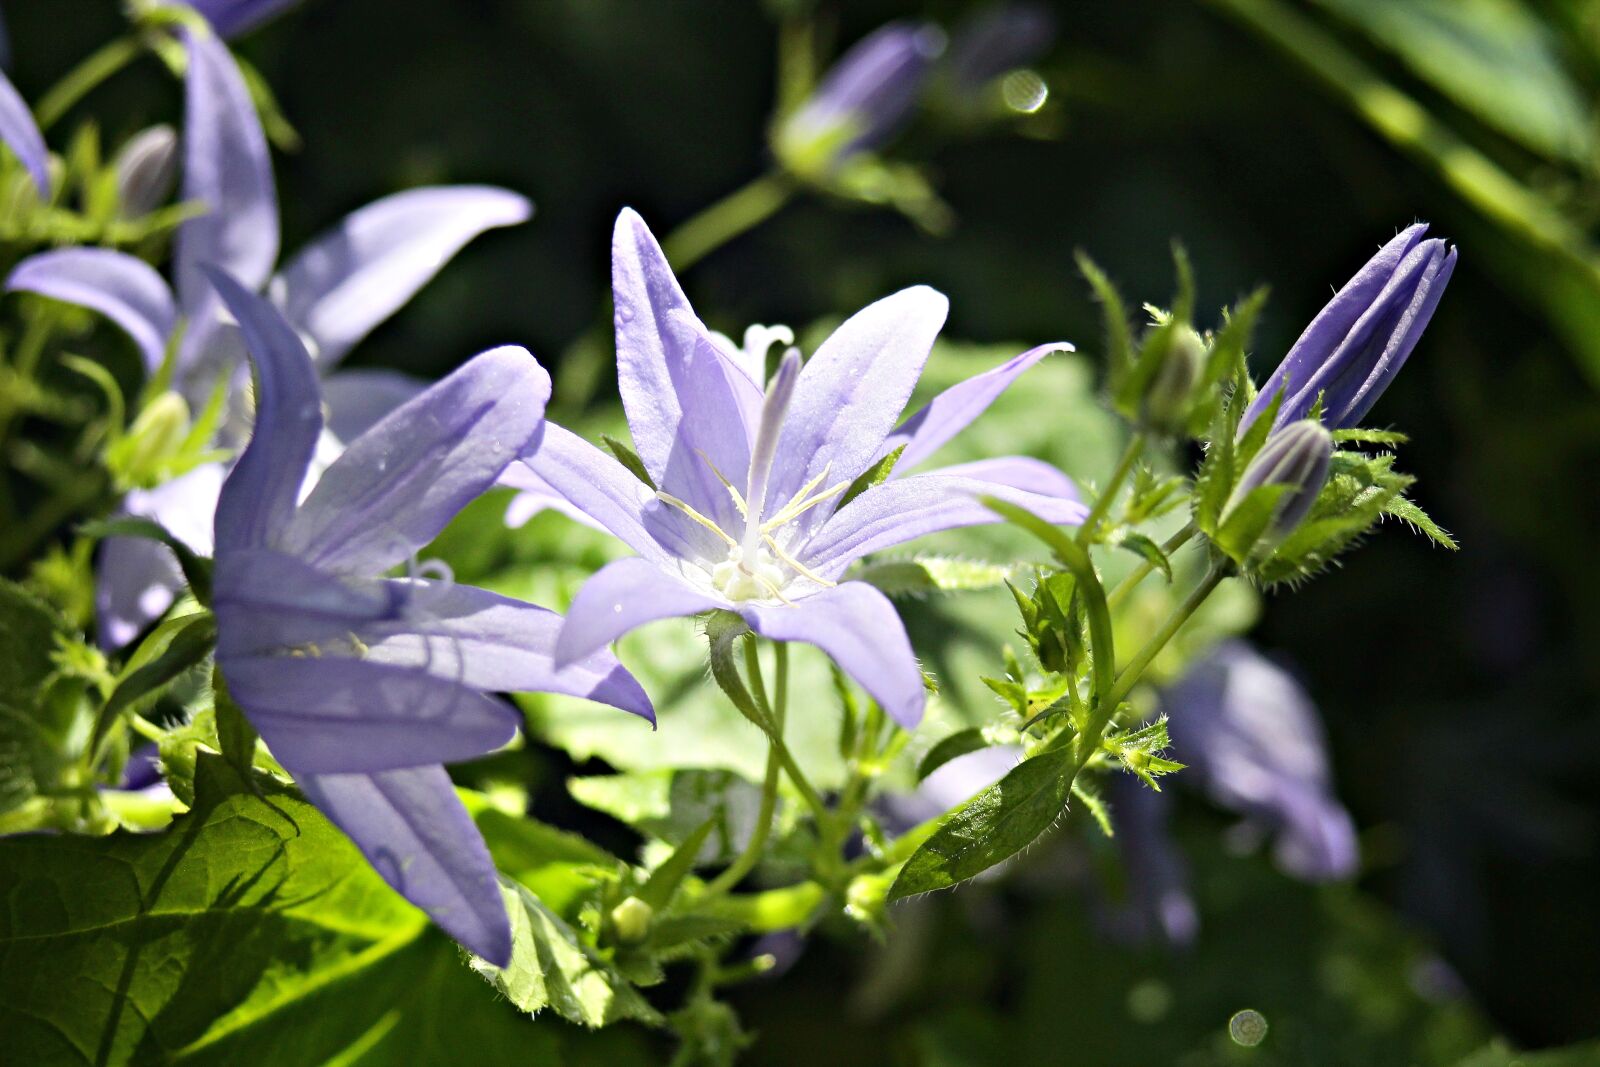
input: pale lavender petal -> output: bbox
[555,557,723,666]
[922,456,1079,500]
[6,249,175,371]
[320,368,427,444]
[1101,776,1198,947]
[186,0,303,38]
[612,208,760,526]
[781,22,944,162]
[285,346,548,575]
[740,581,924,728]
[767,286,948,540]
[521,423,716,565]
[296,765,511,965]
[497,461,607,532]
[175,27,277,315]
[801,472,1088,580]
[947,3,1056,93]
[96,463,226,648]
[207,267,322,553]
[274,186,531,370]
[354,579,655,724]
[220,652,519,773]
[212,546,401,657]
[879,342,1068,471]
[0,67,49,196]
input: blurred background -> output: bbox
[9,0,1600,1061]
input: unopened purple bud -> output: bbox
[115,125,179,218]
[775,21,945,175]
[184,0,302,38]
[1224,419,1332,546]
[946,3,1056,94]
[1242,224,1456,434]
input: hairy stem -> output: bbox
[704,645,788,895]
[1106,521,1198,608]
[1104,564,1227,711]
[662,171,796,272]
[1077,432,1146,545]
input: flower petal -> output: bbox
[6,249,176,371]
[320,368,427,444]
[174,27,277,315]
[207,268,322,553]
[295,765,511,965]
[274,186,531,371]
[556,557,724,666]
[740,581,924,728]
[498,461,608,532]
[96,463,226,649]
[801,472,1087,580]
[220,652,520,773]
[921,456,1079,500]
[354,579,656,724]
[213,546,401,657]
[0,67,50,196]
[520,423,719,565]
[767,285,947,539]
[879,342,1068,471]
[285,346,548,575]
[187,0,304,38]
[1242,224,1428,432]
[612,208,760,527]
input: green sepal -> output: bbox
[211,665,260,778]
[1076,251,1135,390]
[1108,529,1173,581]
[601,433,656,489]
[839,444,904,508]
[636,816,717,911]
[81,515,212,605]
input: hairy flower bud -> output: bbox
[774,22,945,177]
[1242,223,1455,434]
[1139,323,1206,435]
[1222,419,1333,553]
[114,125,179,218]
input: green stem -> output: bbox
[704,646,788,896]
[1104,565,1227,711]
[662,171,796,272]
[743,639,827,822]
[36,37,146,131]
[1077,432,1145,545]
[1106,522,1198,608]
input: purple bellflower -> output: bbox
[0,66,50,197]
[205,267,653,965]
[1163,640,1358,881]
[945,3,1056,96]
[5,27,529,647]
[518,210,1085,728]
[183,0,302,37]
[774,21,946,174]
[1242,223,1456,435]
[1098,775,1198,948]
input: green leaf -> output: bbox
[916,728,989,782]
[854,555,1023,598]
[600,433,656,490]
[1332,427,1409,445]
[88,610,215,761]
[0,579,80,815]
[1072,776,1113,837]
[472,880,662,1028]
[887,743,1076,900]
[212,668,260,776]
[1309,0,1596,166]
[839,444,904,508]
[0,753,430,1066]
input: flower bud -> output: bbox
[773,22,945,178]
[1221,419,1332,553]
[114,125,179,218]
[844,871,892,927]
[111,391,192,487]
[609,895,654,943]
[1139,323,1206,435]
[1241,224,1455,434]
